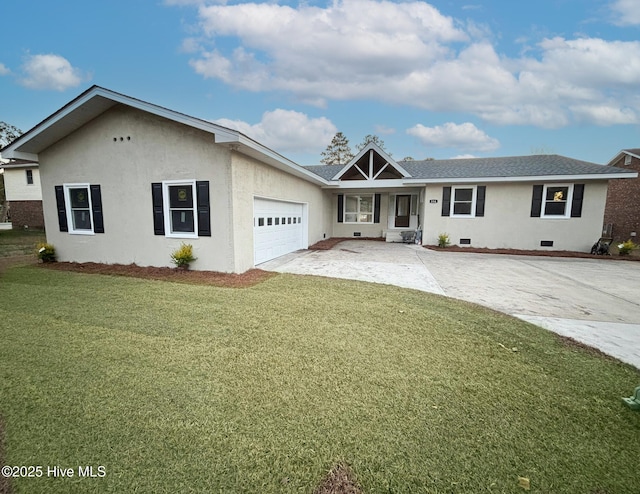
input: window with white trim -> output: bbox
[26,169,34,185]
[451,186,477,217]
[541,184,573,218]
[164,180,198,237]
[344,194,374,223]
[64,184,94,234]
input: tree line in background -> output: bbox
[320,132,432,165]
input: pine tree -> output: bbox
[320,132,354,165]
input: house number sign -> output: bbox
[429,199,438,204]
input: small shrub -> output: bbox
[437,233,450,248]
[171,243,197,268]
[617,239,636,256]
[36,242,56,263]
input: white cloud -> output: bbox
[176,0,640,128]
[407,122,500,152]
[374,125,396,135]
[19,54,88,91]
[610,0,640,26]
[214,109,337,153]
[0,63,10,76]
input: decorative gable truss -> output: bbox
[332,143,410,184]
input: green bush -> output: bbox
[617,239,636,256]
[437,233,450,248]
[171,243,196,268]
[36,242,56,263]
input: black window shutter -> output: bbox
[90,185,104,233]
[571,184,584,218]
[337,194,344,223]
[54,185,68,232]
[196,181,211,236]
[374,194,381,223]
[475,186,486,217]
[531,185,543,217]
[151,183,165,235]
[441,187,451,216]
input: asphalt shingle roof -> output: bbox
[305,154,629,181]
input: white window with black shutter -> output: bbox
[531,184,584,219]
[441,186,485,218]
[151,180,211,238]
[337,194,381,224]
[54,184,104,235]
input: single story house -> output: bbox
[0,86,636,272]
[603,148,640,241]
[0,159,44,229]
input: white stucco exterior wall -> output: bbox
[3,167,42,201]
[39,105,237,272]
[421,181,609,251]
[230,153,331,272]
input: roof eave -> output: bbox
[0,85,241,160]
[606,149,640,166]
[229,135,329,186]
[403,172,638,184]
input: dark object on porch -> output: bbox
[400,231,416,243]
[590,237,612,255]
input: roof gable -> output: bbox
[0,85,241,161]
[0,85,328,186]
[332,143,409,181]
[606,148,640,167]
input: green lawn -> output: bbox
[0,266,638,493]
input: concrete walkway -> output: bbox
[260,241,640,369]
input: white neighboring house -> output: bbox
[0,159,44,229]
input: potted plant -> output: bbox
[171,243,196,269]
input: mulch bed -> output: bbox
[424,245,640,261]
[313,463,364,494]
[40,262,277,288]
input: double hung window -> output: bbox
[541,185,571,218]
[151,180,211,238]
[344,194,374,223]
[54,184,104,234]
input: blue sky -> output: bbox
[1,0,639,165]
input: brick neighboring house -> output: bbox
[0,159,44,229]
[604,149,640,242]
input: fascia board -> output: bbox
[321,179,415,189]
[0,150,38,161]
[230,135,329,186]
[402,173,638,185]
[1,86,241,159]
[605,151,626,166]
[0,162,39,170]
[605,150,640,166]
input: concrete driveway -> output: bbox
[260,240,640,369]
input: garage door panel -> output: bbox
[254,198,304,265]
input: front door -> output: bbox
[395,194,411,228]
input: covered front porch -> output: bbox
[328,188,424,242]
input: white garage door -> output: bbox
[254,198,305,265]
